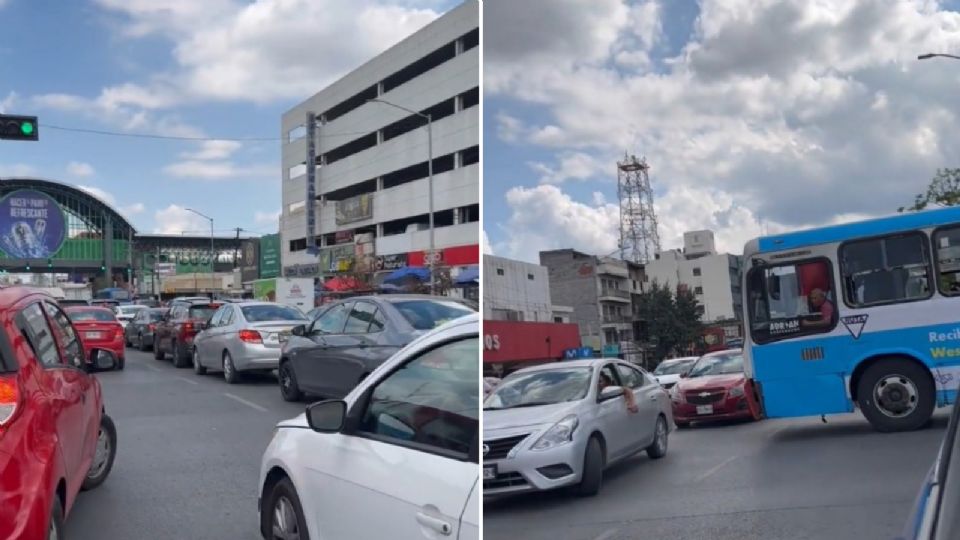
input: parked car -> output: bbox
[64,306,126,370]
[0,287,118,539]
[114,304,148,333]
[192,302,308,383]
[258,313,479,540]
[653,356,698,389]
[124,307,168,351]
[483,358,673,497]
[669,349,761,427]
[900,381,960,540]
[154,300,221,367]
[58,298,90,308]
[278,295,474,401]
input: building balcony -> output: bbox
[599,288,631,302]
[601,314,633,326]
[596,262,628,277]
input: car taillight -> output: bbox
[148,324,156,332]
[0,375,20,428]
[115,326,125,339]
[183,322,194,334]
[238,329,262,344]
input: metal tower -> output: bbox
[617,154,661,264]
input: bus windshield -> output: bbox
[747,259,836,344]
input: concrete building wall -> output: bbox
[645,248,743,322]
[483,255,552,322]
[540,250,610,349]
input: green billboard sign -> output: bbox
[260,233,280,279]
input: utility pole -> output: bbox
[233,227,243,268]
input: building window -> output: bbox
[527,273,534,280]
[694,286,703,295]
[693,267,702,277]
[289,238,307,252]
[323,84,378,123]
[554,317,563,323]
[496,268,504,276]
[461,28,479,52]
[382,41,457,93]
[287,201,306,214]
[323,132,378,165]
[461,145,479,166]
[460,87,479,110]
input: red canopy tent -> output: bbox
[320,276,372,292]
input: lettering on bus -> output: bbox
[769,319,800,336]
[928,328,960,361]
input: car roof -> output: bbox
[511,357,621,374]
[64,305,113,313]
[661,357,698,364]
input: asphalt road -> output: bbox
[65,348,304,540]
[484,411,951,540]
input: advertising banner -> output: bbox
[260,234,280,278]
[240,238,260,283]
[253,279,277,302]
[0,189,66,259]
[335,193,373,225]
[376,253,408,271]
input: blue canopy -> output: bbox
[383,266,430,284]
[454,265,479,285]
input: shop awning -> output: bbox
[454,265,479,285]
[383,266,430,284]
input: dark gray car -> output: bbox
[124,308,168,351]
[278,295,474,401]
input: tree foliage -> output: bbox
[634,281,704,360]
[900,168,960,212]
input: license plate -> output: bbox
[696,405,714,415]
[483,464,497,480]
[85,331,103,340]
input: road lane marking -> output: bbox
[176,376,199,385]
[695,455,739,483]
[223,392,269,412]
[592,528,620,540]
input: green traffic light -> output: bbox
[20,122,34,136]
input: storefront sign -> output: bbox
[376,253,408,271]
[483,334,501,351]
[318,244,354,273]
[0,189,66,258]
[483,321,581,364]
[283,263,319,277]
[260,233,281,279]
[334,230,354,244]
[335,193,373,225]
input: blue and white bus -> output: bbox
[742,206,960,432]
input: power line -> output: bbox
[40,123,373,142]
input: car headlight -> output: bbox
[670,386,683,402]
[728,385,745,398]
[531,415,579,451]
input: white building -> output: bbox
[483,255,554,322]
[644,230,744,322]
[279,1,479,279]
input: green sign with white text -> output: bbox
[260,234,280,279]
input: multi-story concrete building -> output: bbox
[483,255,552,322]
[644,230,744,322]
[539,249,644,353]
[279,1,479,282]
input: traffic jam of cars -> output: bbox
[0,287,480,539]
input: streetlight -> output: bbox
[368,98,435,295]
[918,53,960,61]
[186,208,214,297]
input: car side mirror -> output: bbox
[90,349,117,371]
[599,386,625,401]
[680,372,688,378]
[291,324,306,337]
[306,400,347,433]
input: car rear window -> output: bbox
[388,299,473,330]
[68,309,117,322]
[241,305,306,322]
[189,305,218,319]
[149,310,167,321]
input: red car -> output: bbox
[670,349,762,427]
[154,301,221,367]
[65,306,126,370]
[0,287,118,539]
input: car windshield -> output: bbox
[189,305,219,319]
[655,359,695,376]
[241,305,307,322]
[389,299,474,330]
[68,309,116,322]
[484,367,593,410]
[687,353,744,378]
[149,310,167,321]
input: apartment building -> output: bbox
[279,1,479,280]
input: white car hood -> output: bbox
[483,401,580,438]
[277,413,309,429]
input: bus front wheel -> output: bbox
[856,358,935,433]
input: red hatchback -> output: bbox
[670,349,762,427]
[0,287,118,539]
[65,306,126,370]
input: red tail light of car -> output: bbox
[0,375,20,430]
[115,326,124,340]
[182,322,194,335]
[148,324,156,332]
[238,329,262,344]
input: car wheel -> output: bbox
[263,477,310,540]
[223,351,240,384]
[154,340,165,361]
[279,361,302,402]
[117,357,125,371]
[857,358,935,433]
[193,348,207,375]
[646,415,668,459]
[575,436,604,497]
[81,414,117,490]
[172,341,189,368]
[137,333,149,352]
[48,496,64,540]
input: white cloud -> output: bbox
[254,210,281,226]
[482,230,493,255]
[78,185,116,205]
[181,140,242,160]
[66,161,95,178]
[32,91,203,138]
[0,163,37,176]
[163,160,276,180]
[0,91,16,113]
[153,204,210,234]
[485,0,960,255]
[121,202,146,216]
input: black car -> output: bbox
[278,295,475,401]
[124,307,169,351]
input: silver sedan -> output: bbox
[483,358,674,497]
[192,302,308,383]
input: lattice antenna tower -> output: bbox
[617,154,661,264]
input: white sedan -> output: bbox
[258,313,480,540]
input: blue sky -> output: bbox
[0,0,458,237]
[484,0,960,262]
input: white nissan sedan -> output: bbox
[258,313,480,540]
